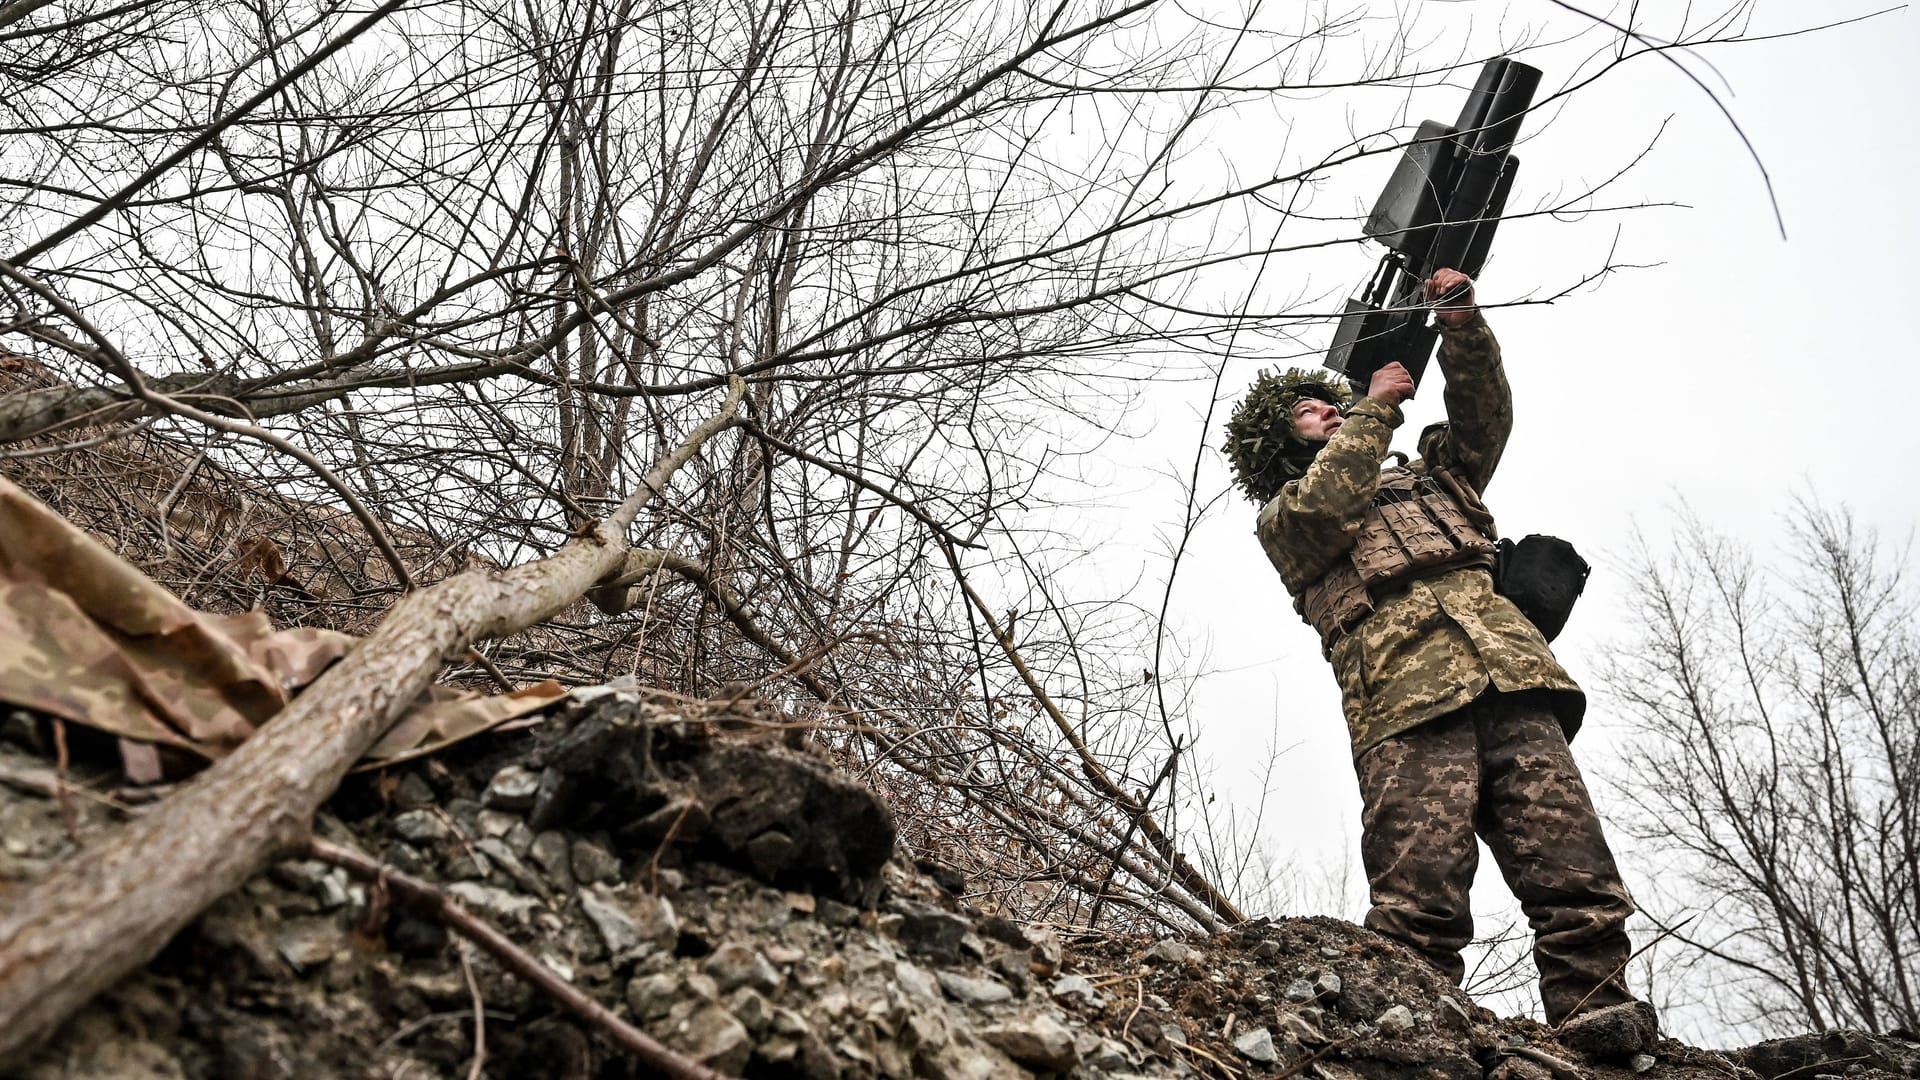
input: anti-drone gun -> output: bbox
[1325,56,1542,392]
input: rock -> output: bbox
[540,952,575,982]
[628,973,679,1020]
[980,1014,1080,1071]
[903,1012,949,1054]
[1250,939,1282,960]
[274,919,337,973]
[1632,1054,1658,1073]
[445,881,541,926]
[686,742,897,902]
[936,970,1014,1005]
[271,858,331,894]
[1559,1001,1659,1061]
[579,887,640,957]
[1145,939,1198,965]
[444,797,484,826]
[671,1004,751,1074]
[444,848,490,881]
[476,809,519,838]
[571,839,622,884]
[730,987,771,1034]
[1049,973,1104,1008]
[475,837,552,899]
[817,898,860,927]
[1277,1011,1328,1044]
[529,830,574,886]
[1742,1031,1920,1080]
[920,1040,1018,1080]
[977,916,1028,948]
[483,765,541,810]
[381,840,427,875]
[392,771,437,810]
[1284,978,1316,1003]
[271,861,351,911]
[1025,927,1064,976]
[1233,1027,1278,1064]
[703,941,782,993]
[685,971,720,1001]
[1377,1004,1416,1036]
[745,829,797,877]
[1084,1036,1135,1071]
[894,961,941,1000]
[1491,1056,1555,1080]
[771,1005,812,1037]
[392,809,451,844]
[892,900,972,962]
[631,892,679,949]
[1313,971,1343,998]
[759,1037,801,1068]
[989,951,1032,995]
[879,1033,917,1078]
[315,870,351,911]
[504,821,537,857]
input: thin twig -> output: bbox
[1254,1038,1351,1080]
[465,648,515,693]
[457,943,486,1080]
[0,762,127,812]
[1504,1046,1587,1080]
[1179,1036,1243,1079]
[50,719,76,840]
[1768,1056,1875,1080]
[303,838,734,1080]
[646,799,699,896]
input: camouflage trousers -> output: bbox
[1353,690,1636,1024]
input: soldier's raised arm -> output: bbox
[1421,269,1512,493]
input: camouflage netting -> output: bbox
[1222,367,1352,506]
[0,476,564,781]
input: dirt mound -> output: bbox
[2,692,1912,1080]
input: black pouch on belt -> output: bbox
[1495,534,1590,641]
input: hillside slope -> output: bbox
[4,690,1913,1080]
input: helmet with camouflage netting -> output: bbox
[1223,367,1352,505]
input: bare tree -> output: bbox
[0,0,1809,1057]
[1604,502,1920,1035]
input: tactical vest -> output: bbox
[1288,467,1496,652]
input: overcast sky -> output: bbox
[1042,0,1918,1042]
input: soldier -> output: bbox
[1224,268,1655,1053]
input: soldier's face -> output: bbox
[1290,397,1343,442]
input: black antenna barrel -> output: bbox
[1427,59,1540,274]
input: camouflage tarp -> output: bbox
[0,476,562,779]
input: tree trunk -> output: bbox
[0,379,742,1066]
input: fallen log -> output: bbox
[0,377,743,1066]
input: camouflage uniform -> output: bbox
[1252,315,1637,1024]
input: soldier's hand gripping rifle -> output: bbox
[1325,57,1542,392]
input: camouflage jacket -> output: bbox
[1254,314,1584,757]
